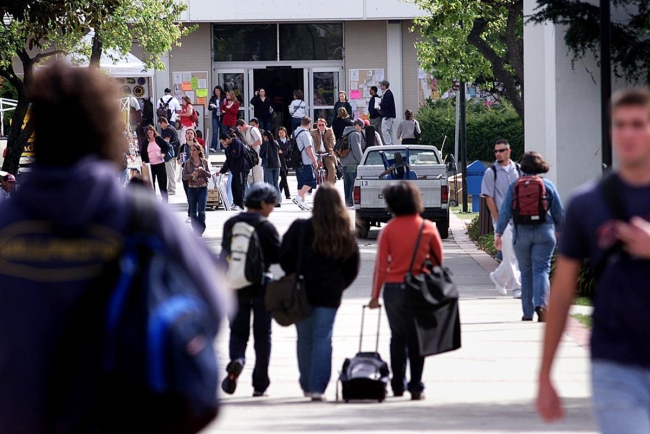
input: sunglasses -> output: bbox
[494,149,508,153]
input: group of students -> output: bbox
[219,180,444,402]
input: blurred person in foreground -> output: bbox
[0,61,230,433]
[537,88,650,433]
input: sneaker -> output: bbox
[522,316,533,321]
[231,205,242,211]
[185,217,191,223]
[303,392,312,398]
[489,272,507,296]
[535,306,547,323]
[252,390,267,397]
[310,393,324,402]
[221,360,244,395]
[512,289,522,299]
[291,196,302,207]
[410,391,425,401]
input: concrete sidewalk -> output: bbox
[162,178,596,433]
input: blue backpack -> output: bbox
[47,192,220,434]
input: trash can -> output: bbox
[466,160,486,213]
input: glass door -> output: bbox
[216,69,248,121]
[309,67,341,126]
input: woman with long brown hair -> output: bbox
[182,142,211,237]
[178,96,195,146]
[140,124,172,202]
[279,184,360,401]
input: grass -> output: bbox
[450,205,478,222]
[571,313,592,329]
[573,297,593,306]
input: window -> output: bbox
[365,148,441,166]
[279,24,343,61]
[213,25,277,62]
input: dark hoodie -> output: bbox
[0,157,231,433]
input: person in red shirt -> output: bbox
[178,96,195,146]
[221,91,240,134]
[368,181,443,401]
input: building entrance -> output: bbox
[252,68,304,133]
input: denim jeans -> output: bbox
[263,167,281,202]
[592,360,650,433]
[187,186,207,236]
[343,167,357,206]
[512,224,556,319]
[295,306,338,394]
[383,283,425,394]
[228,291,272,393]
[259,117,273,133]
[210,115,221,150]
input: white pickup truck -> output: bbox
[353,145,450,239]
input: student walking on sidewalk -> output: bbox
[369,181,443,401]
[494,152,564,322]
[481,139,522,297]
[538,88,650,434]
[280,184,360,401]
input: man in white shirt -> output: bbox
[0,174,16,204]
[158,88,181,126]
[236,119,264,185]
[291,117,317,211]
[480,139,522,298]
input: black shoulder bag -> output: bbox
[404,220,461,356]
[265,222,312,326]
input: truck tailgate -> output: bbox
[358,179,445,208]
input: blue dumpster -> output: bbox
[466,160,486,212]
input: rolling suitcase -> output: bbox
[338,305,390,403]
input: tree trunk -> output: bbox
[90,30,103,68]
[467,16,524,123]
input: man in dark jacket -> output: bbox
[219,133,250,210]
[378,80,396,145]
[219,183,280,397]
[0,61,231,434]
[368,85,383,139]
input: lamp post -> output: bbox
[600,0,612,171]
[459,82,468,213]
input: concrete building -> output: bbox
[143,0,427,143]
[523,0,629,200]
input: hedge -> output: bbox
[416,98,524,163]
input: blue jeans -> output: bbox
[343,167,357,206]
[592,360,650,433]
[187,186,207,236]
[291,117,301,132]
[263,167,281,202]
[226,172,234,206]
[229,291,272,393]
[210,115,221,150]
[383,283,425,394]
[512,224,556,319]
[295,306,338,394]
[259,117,273,133]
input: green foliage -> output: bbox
[466,215,498,256]
[412,0,524,118]
[577,259,595,298]
[467,215,480,241]
[530,0,650,84]
[416,98,524,163]
[571,313,592,329]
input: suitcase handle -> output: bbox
[360,305,381,354]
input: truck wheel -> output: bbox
[449,199,458,207]
[437,214,450,239]
[356,217,370,239]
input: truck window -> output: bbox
[365,148,441,165]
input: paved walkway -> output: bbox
[160,173,596,434]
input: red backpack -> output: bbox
[512,175,548,225]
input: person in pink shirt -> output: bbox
[141,125,172,202]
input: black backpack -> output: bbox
[286,129,307,169]
[157,96,172,121]
[244,143,260,168]
[47,192,220,434]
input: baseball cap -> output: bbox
[379,80,390,87]
[353,119,364,127]
[2,174,16,182]
[245,182,278,206]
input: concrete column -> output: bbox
[386,20,403,144]
[154,51,171,104]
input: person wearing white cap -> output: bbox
[0,174,16,204]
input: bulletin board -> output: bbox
[172,71,209,109]
[418,68,440,106]
[347,68,385,119]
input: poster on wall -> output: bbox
[348,68,384,119]
[172,70,209,110]
[418,68,440,106]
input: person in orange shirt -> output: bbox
[368,181,443,401]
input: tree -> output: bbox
[412,0,524,121]
[0,0,192,174]
[529,1,650,84]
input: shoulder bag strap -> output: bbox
[408,220,426,274]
